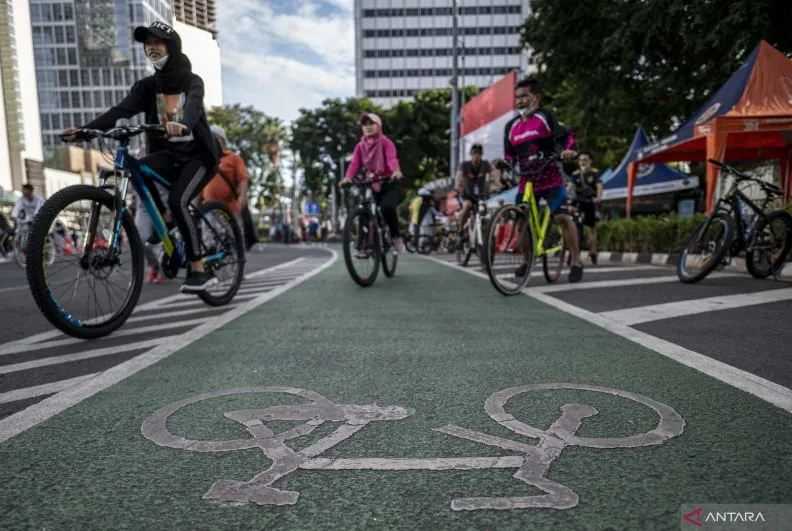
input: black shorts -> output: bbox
[578,201,598,227]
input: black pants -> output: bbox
[374,181,402,238]
[140,151,213,262]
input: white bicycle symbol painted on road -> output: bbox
[141,383,685,511]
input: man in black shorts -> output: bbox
[455,143,492,237]
[570,151,603,264]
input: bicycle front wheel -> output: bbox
[26,185,144,339]
[197,201,246,306]
[542,217,568,283]
[343,209,380,287]
[677,213,733,283]
[485,205,534,296]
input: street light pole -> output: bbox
[450,0,459,181]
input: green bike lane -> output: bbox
[1,252,790,530]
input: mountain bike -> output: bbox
[484,157,572,296]
[341,176,398,287]
[677,159,792,283]
[26,125,245,339]
[457,195,490,267]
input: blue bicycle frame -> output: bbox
[111,144,176,256]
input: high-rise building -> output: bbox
[30,0,173,154]
[173,0,216,36]
[0,0,43,194]
[173,0,221,108]
[354,0,532,107]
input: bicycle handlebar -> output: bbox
[61,124,167,142]
[708,159,784,196]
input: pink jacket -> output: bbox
[345,134,401,188]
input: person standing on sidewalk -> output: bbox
[570,151,603,264]
[202,125,250,244]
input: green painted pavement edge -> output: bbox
[0,254,790,530]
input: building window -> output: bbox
[53,3,63,21]
[70,70,79,86]
[82,92,92,107]
[66,26,75,43]
[68,49,77,65]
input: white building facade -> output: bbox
[174,20,222,109]
[1,0,44,195]
[354,0,532,107]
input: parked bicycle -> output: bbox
[677,159,792,283]
[26,125,245,339]
[484,157,571,296]
[341,176,398,287]
[456,194,490,267]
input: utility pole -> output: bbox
[449,0,459,180]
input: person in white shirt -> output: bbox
[11,184,45,224]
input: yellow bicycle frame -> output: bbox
[520,181,563,257]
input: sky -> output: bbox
[216,0,356,126]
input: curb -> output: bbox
[587,251,792,280]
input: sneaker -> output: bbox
[514,263,528,278]
[151,270,164,284]
[569,264,584,283]
[589,253,598,265]
[355,248,370,260]
[392,237,406,255]
[180,271,217,293]
[146,266,157,283]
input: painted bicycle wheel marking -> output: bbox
[141,383,685,511]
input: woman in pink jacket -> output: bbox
[341,113,406,253]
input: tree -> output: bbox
[521,0,792,167]
[207,104,287,209]
[289,97,383,197]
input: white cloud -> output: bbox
[217,0,355,124]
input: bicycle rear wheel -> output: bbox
[381,227,398,278]
[456,232,472,266]
[26,185,144,339]
[746,210,792,279]
[676,213,733,283]
[343,209,380,287]
[542,218,568,283]
[197,201,246,306]
[485,205,533,296]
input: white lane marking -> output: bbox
[528,273,741,294]
[422,254,792,414]
[127,305,234,324]
[0,338,165,375]
[0,252,336,443]
[0,286,28,293]
[0,258,309,353]
[600,288,792,326]
[0,318,209,357]
[152,294,257,310]
[0,373,99,404]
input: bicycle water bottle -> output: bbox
[170,228,187,268]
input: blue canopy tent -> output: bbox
[602,127,698,200]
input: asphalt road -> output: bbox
[0,247,790,530]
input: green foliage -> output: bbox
[207,104,287,209]
[596,215,707,253]
[521,0,792,168]
[289,87,479,198]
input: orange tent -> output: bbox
[627,41,792,216]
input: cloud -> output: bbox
[217,0,355,123]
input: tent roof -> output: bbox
[638,41,792,163]
[604,128,697,199]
